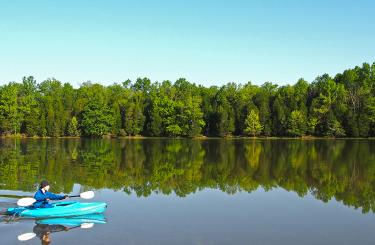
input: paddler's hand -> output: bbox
[64,195,69,199]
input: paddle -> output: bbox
[70,222,95,229]
[17,198,37,207]
[17,223,95,241]
[18,232,36,241]
[68,191,94,199]
[17,191,95,207]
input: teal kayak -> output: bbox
[36,214,106,226]
[6,201,107,218]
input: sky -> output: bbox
[0,0,374,87]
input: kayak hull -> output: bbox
[7,201,107,218]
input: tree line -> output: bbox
[0,62,374,137]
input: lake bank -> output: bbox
[1,134,374,140]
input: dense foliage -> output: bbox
[0,62,374,137]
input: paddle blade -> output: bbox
[18,232,36,241]
[80,223,94,229]
[17,198,36,207]
[80,191,94,199]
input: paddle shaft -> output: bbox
[67,225,80,230]
[68,195,80,198]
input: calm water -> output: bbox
[0,138,375,245]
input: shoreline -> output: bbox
[1,135,374,140]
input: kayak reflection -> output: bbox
[21,214,106,244]
[33,224,68,245]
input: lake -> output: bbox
[1,138,375,244]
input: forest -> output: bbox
[0,62,374,137]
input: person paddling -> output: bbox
[34,180,67,208]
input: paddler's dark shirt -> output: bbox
[33,189,65,208]
[33,224,67,239]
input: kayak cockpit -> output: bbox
[53,201,77,207]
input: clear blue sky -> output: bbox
[1,0,374,87]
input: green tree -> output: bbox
[0,83,19,134]
[67,116,80,136]
[107,84,128,135]
[81,102,114,137]
[124,91,145,135]
[253,82,277,136]
[166,124,182,137]
[244,110,263,136]
[62,83,76,134]
[288,110,307,136]
[211,86,235,137]
[38,79,68,136]
[310,74,347,136]
[18,76,40,136]
[173,78,205,136]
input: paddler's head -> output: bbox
[42,232,51,245]
[40,180,50,192]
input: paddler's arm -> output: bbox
[45,192,67,200]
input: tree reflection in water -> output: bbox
[0,139,374,213]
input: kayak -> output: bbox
[7,201,107,218]
[36,214,106,226]
[6,201,107,218]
